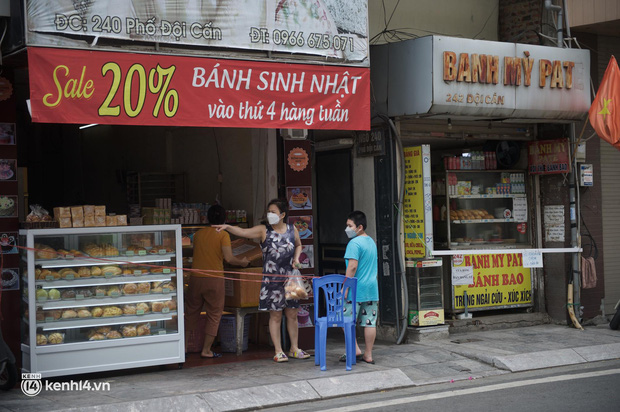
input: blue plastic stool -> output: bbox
[313,275,357,371]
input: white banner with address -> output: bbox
[26,0,369,64]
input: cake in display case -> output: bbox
[20,225,184,378]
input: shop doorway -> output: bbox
[316,149,352,276]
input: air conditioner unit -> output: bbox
[281,129,308,140]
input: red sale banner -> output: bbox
[28,47,370,130]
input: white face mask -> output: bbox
[267,212,281,225]
[345,226,358,239]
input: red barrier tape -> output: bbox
[16,245,318,284]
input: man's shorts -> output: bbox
[343,301,378,327]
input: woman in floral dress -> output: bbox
[214,198,310,362]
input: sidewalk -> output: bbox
[1,324,619,412]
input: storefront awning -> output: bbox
[27,47,370,130]
[371,36,591,122]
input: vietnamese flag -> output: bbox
[589,56,620,149]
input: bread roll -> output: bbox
[137,282,151,294]
[36,334,48,345]
[48,333,64,344]
[61,309,77,319]
[151,302,164,312]
[106,330,122,339]
[122,283,137,295]
[121,325,137,337]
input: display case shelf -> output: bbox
[30,254,174,269]
[20,225,185,377]
[35,274,174,289]
[452,218,526,224]
[450,193,526,199]
[441,170,532,250]
[36,312,177,331]
[33,292,177,310]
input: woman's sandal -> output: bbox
[339,353,364,362]
[274,352,289,362]
[288,349,310,359]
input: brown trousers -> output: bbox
[185,276,225,337]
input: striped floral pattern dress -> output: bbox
[259,224,299,311]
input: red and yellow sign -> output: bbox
[528,138,570,174]
[28,47,370,130]
[452,253,532,310]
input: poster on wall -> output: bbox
[0,196,17,218]
[0,123,16,145]
[452,253,532,311]
[289,216,313,240]
[1,268,20,291]
[297,304,313,328]
[287,187,312,210]
[26,0,369,64]
[0,232,18,254]
[299,245,314,269]
[0,159,17,181]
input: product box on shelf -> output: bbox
[230,239,263,267]
[224,267,262,307]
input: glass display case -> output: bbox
[406,259,444,326]
[20,225,184,378]
[441,170,531,250]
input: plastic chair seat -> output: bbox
[313,275,357,371]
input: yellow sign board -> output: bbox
[403,146,425,259]
[452,253,532,310]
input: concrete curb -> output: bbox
[491,343,620,372]
[59,370,415,412]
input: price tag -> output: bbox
[133,270,142,275]
[162,307,170,314]
[96,292,105,298]
[65,274,75,280]
[45,317,55,322]
[45,275,54,281]
[138,250,147,256]
[136,309,145,315]
[104,272,114,278]
[163,268,171,274]
[110,292,120,298]
[125,251,135,257]
[76,294,85,300]
[65,254,75,260]
[37,297,47,303]
[158,249,167,255]
[158,330,167,335]
[163,288,170,294]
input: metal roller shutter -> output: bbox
[601,142,620,314]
